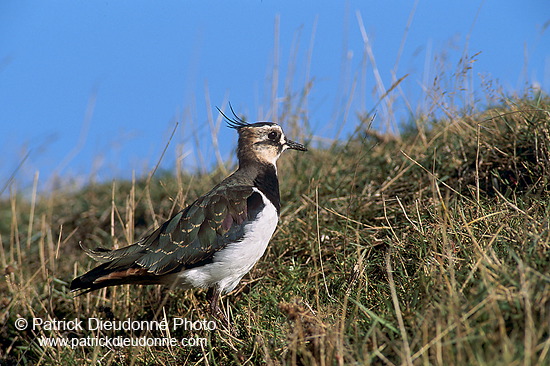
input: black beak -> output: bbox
[286,139,307,151]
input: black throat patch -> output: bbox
[253,164,281,214]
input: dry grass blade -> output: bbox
[1,32,549,365]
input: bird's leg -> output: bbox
[206,287,228,324]
[206,287,239,335]
[207,287,220,314]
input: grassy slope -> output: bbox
[1,94,549,365]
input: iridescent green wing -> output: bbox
[86,185,264,275]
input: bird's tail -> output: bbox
[70,242,162,294]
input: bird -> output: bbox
[70,106,307,318]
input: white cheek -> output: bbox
[267,149,281,167]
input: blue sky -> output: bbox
[1,1,548,194]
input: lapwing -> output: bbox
[70,107,307,318]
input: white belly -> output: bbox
[174,188,278,294]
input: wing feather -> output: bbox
[77,185,263,280]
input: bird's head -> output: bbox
[218,106,307,167]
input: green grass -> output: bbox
[1,92,550,365]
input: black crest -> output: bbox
[217,103,277,130]
[217,103,251,130]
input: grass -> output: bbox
[1,90,550,365]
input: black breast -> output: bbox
[253,164,280,214]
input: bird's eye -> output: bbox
[268,131,279,140]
